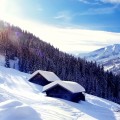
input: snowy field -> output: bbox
[0,66,120,120]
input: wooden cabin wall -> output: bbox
[29,73,50,86]
[45,85,85,102]
[46,85,72,100]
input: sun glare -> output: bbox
[0,0,8,19]
[0,0,22,22]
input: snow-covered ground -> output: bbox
[0,55,5,66]
[0,54,19,70]
[0,66,120,120]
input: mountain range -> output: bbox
[79,44,120,75]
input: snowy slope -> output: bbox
[0,66,120,120]
[0,54,19,70]
[0,55,5,66]
[79,44,120,75]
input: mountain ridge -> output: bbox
[79,44,120,75]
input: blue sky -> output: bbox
[7,0,120,32]
[0,0,120,53]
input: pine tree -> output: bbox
[5,53,10,68]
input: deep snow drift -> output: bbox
[0,66,120,120]
[0,100,41,120]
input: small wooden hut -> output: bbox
[29,70,60,86]
[43,80,85,102]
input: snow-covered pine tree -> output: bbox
[5,53,10,68]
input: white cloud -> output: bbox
[37,8,43,12]
[76,0,118,16]
[78,0,120,4]
[78,0,90,4]
[76,5,116,15]
[54,11,72,22]
[3,16,120,54]
[78,0,100,5]
[101,0,120,3]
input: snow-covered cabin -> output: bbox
[43,81,85,102]
[29,70,61,86]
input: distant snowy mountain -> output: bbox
[79,44,120,75]
[0,66,120,120]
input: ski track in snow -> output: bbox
[0,66,120,120]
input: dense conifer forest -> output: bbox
[0,20,120,104]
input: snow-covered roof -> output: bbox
[43,80,85,93]
[28,70,61,82]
